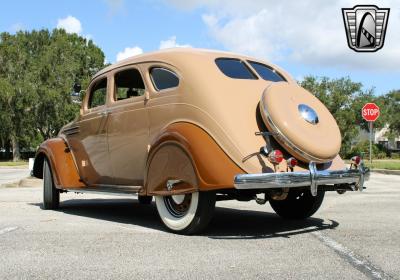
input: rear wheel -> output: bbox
[155,191,216,234]
[43,159,60,210]
[269,189,324,219]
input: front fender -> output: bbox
[33,138,84,189]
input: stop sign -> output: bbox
[362,103,380,122]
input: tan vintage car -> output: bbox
[33,48,369,234]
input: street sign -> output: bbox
[362,103,380,122]
[361,103,380,164]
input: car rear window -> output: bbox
[215,58,257,80]
[248,61,286,82]
[150,67,179,91]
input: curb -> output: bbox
[0,177,42,188]
[371,169,400,175]
[19,177,42,188]
[0,165,29,169]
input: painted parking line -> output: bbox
[0,227,18,235]
[312,231,394,280]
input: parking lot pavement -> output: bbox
[0,173,399,280]
[0,167,30,185]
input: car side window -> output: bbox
[114,68,145,101]
[150,67,179,91]
[215,58,257,80]
[88,78,107,109]
[248,61,286,82]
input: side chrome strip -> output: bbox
[65,185,142,195]
[63,126,80,135]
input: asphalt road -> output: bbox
[0,167,30,185]
[0,173,399,280]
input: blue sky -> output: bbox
[1,0,399,95]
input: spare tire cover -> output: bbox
[260,83,341,163]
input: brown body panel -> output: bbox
[33,138,84,189]
[62,75,114,186]
[145,122,245,195]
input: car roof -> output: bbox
[93,48,276,80]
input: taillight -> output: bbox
[286,157,298,168]
[268,150,283,164]
[351,155,361,166]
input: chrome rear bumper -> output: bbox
[234,162,369,196]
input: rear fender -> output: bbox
[144,122,245,196]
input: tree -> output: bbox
[300,76,383,157]
[0,32,38,160]
[0,29,105,161]
[382,90,400,137]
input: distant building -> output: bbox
[355,124,400,151]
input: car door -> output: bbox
[64,75,114,186]
[106,66,150,186]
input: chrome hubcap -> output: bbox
[298,104,319,124]
[164,194,192,218]
[171,194,185,204]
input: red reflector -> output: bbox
[287,157,298,168]
[351,155,361,165]
[268,150,283,164]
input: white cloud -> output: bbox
[116,46,143,61]
[56,16,82,34]
[168,0,400,71]
[159,36,191,49]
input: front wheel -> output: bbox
[269,189,324,219]
[155,191,216,234]
[43,159,60,210]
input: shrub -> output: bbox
[347,140,387,159]
[390,153,400,159]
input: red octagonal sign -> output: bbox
[362,103,380,122]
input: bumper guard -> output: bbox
[234,162,369,196]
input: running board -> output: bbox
[64,185,142,196]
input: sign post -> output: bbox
[362,103,380,164]
[369,121,373,164]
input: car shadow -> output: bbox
[32,198,165,232]
[206,206,338,239]
[30,198,338,239]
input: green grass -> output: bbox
[0,161,28,167]
[346,159,400,170]
[364,160,400,170]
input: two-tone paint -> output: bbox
[33,48,346,196]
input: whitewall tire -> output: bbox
[155,191,216,234]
